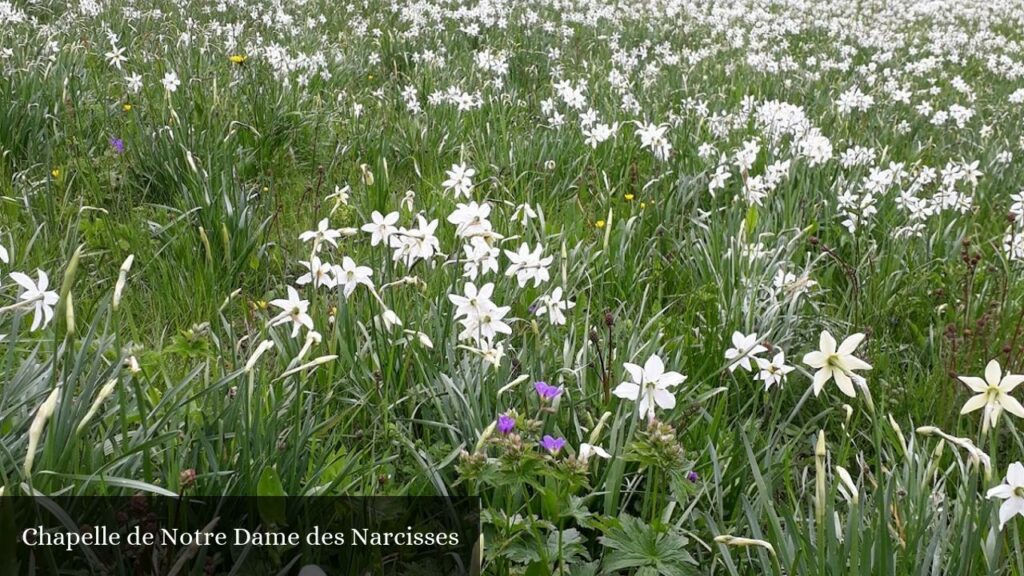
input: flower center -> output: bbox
[1015,486,1024,498]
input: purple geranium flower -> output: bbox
[540,435,565,454]
[534,381,563,400]
[496,413,515,434]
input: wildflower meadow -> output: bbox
[3,0,1024,573]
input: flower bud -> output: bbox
[815,430,826,525]
[25,386,61,476]
[112,254,134,311]
[244,340,275,373]
[714,535,776,556]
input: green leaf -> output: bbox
[599,515,696,576]
[525,561,552,576]
[257,467,287,527]
[744,205,758,239]
[546,528,588,564]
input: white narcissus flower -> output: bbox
[299,218,342,253]
[478,340,505,369]
[379,308,403,331]
[635,122,672,161]
[333,257,373,298]
[755,351,795,390]
[329,184,350,205]
[361,211,399,247]
[987,462,1024,530]
[125,72,143,93]
[613,354,687,421]
[958,359,1024,434]
[161,70,180,92]
[447,201,492,238]
[724,331,767,372]
[578,443,611,462]
[297,256,336,289]
[462,237,499,280]
[457,302,512,345]
[583,122,617,148]
[105,42,127,69]
[802,331,872,397]
[458,341,506,369]
[448,282,496,320]
[512,203,537,226]
[504,243,553,288]
[10,270,60,332]
[391,216,440,267]
[441,163,476,198]
[268,286,314,338]
[535,287,575,326]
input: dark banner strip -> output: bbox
[0,496,480,575]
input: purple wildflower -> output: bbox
[109,137,125,154]
[540,435,566,454]
[686,471,699,483]
[534,381,563,400]
[496,413,515,434]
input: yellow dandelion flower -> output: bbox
[229,54,247,65]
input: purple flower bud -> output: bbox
[539,435,566,454]
[534,381,563,400]
[496,413,515,434]
[686,470,699,483]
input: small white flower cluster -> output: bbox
[268,162,575,372]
